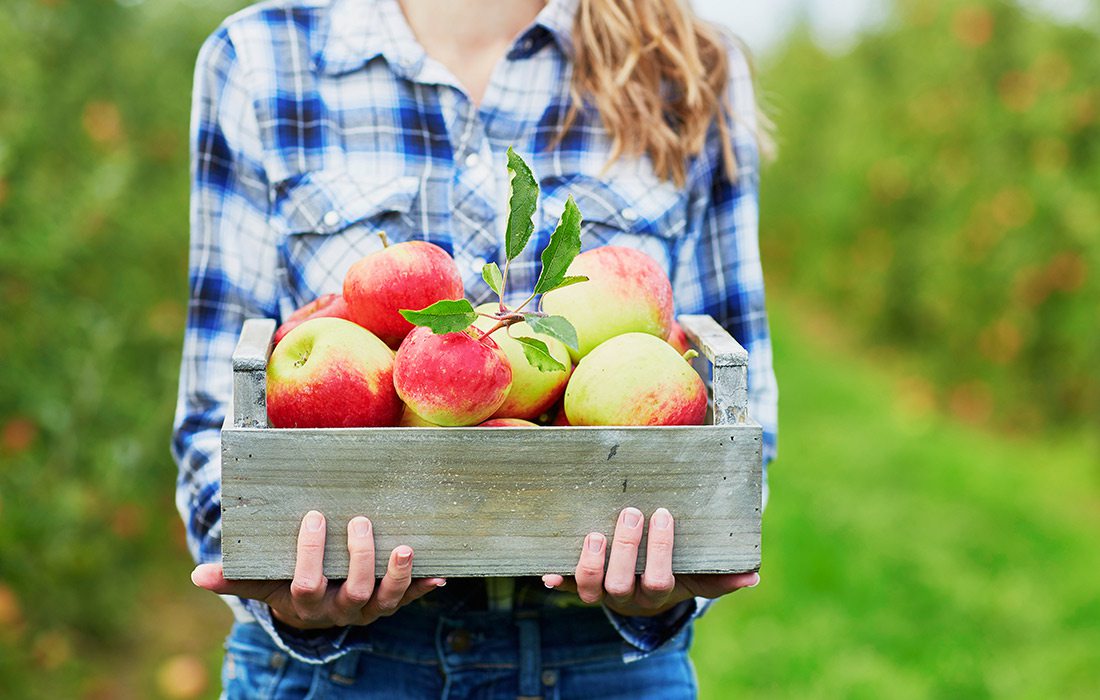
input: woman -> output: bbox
[173,0,778,696]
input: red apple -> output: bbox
[274,294,350,345]
[343,240,465,348]
[477,418,538,427]
[550,409,572,426]
[267,318,402,428]
[564,333,707,426]
[393,326,512,426]
[397,408,441,427]
[666,320,691,355]
[472,303,572,420]
[541,246,674,360]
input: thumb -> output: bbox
[191,563,282,601]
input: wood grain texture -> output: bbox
[222,425,761,579]
[679,314,749,366]
[232,319,275,428]
[680,314,750,425]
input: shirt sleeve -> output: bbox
[171,25,348,665]
[604,40,777,660]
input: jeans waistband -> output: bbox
[406,576,589,614]
[353,604,645,670]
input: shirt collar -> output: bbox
[316,0,578,77]
[316,0,422,77]
[531,0,578,58]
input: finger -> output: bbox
[365,546,415,619]
[289,510,329,621]
[332,517,376,620]
[398,577,447,607]
[542,574,578,594]
[191,563,282,601]
[541,574,566,589]
[574,532,606,604]
[639,508,676,608]
[682,572,761,599]
[603,507,644,605]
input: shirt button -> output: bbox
[520,38,534,52]
[322,210,340,227]
[470,257,487,273]
[621,207,638,222]
[464,152,480,168]
[542,670,558,686]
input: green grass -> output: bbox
[692,296,1100,699]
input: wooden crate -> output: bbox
[221,315,762,579]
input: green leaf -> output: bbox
[541,275,588,294]
[399,299,477,334]
[533,195,582,295]
[505,147,538,261]
[523,314,579,351]
[514,336,568,373]
[481,262,504,295]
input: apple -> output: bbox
[393,326,512,426]
[666,320,691,355]
[541,245,674,360]
[343,240,465,348]
[273,294,351,345]
[267,318,402,428]
[477,418,539,427]
[564,332,707,426]
[550,408,572,426]
[472,303,572,420]
[397,408,441,427]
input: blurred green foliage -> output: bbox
[693,295,1100,699]
[0,0,246,696]
[0,0,1096,697]
[760,0,1100,430]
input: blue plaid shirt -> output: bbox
[172,0,777,666]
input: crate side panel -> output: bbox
[221,427,762,579]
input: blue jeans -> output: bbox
[221,604,697,699]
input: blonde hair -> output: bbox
[564,0,773,186]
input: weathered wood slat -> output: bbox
[231,319,276,428]
[679,314,750,425]
[221,426,762,579]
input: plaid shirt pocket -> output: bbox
[272,170,423,304]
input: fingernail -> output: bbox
[653,508,672,530]
[542,575,556,589]
[396,546,413,565]
[352,518,371,538]
[190,568,200,586]
[436,579,447,587]
[623,508,642,528]
[747,573,760,588]
[587,533,605,553]
[305,511,324,532]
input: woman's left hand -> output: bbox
[542,507,759,617]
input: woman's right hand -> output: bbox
[191,511,445,629]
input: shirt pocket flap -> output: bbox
[538,175,685,240]
[273,171,420,236]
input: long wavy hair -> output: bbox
[564,0,774,186]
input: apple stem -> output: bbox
[512,291,537,315]
[682,349,700,362]
[478,320,507,341]
[377,231,390,248]
[499,258,511,306]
